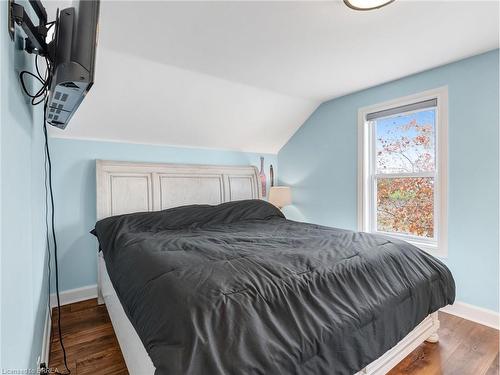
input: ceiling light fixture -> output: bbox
[344,0,395,11]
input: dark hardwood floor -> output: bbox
[49,299,499,374]
[387,313,499,375]
[49,299,127,374]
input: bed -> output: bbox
[94,160,455,375]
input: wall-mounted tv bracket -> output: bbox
[8,0,52,57]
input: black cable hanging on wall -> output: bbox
[19,54,71,375]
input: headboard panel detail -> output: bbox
[96,160,262,220]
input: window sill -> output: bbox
[407,240,447,259]
[372,231,447,258]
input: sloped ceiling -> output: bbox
[48,1,499,153]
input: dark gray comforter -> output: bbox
[93,199,455,375]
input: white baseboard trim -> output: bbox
[50,284,98,308]
[40,306,52,367]
[441,301,499,330]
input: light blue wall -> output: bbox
[1,1,49,370]
[50,138,277,291]
[278,50,499,312]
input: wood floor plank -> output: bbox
[75,347,128,375]
[390,313,499,375]
[485,353,499,375]
[441,323,499,375]
[387,342,445,375]
[388,312,480,375]
[49,299,127,374]
[49,301,499,375]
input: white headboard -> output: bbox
[96,160,262,220]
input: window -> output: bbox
[358,87,448,256]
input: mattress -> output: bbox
[93,199,455,375]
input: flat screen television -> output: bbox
[46,0,100,129]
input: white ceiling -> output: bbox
[48,0,499,153]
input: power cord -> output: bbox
[43,100,71,375]
[19,54,71,375]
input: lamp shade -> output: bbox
[268,187,292,209]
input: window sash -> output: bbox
[368,104,438,244]
[370,175,438,242]
[372,108,437,175]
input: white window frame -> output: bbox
[357,87,448,257]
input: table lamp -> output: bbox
[268,187,292,209]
